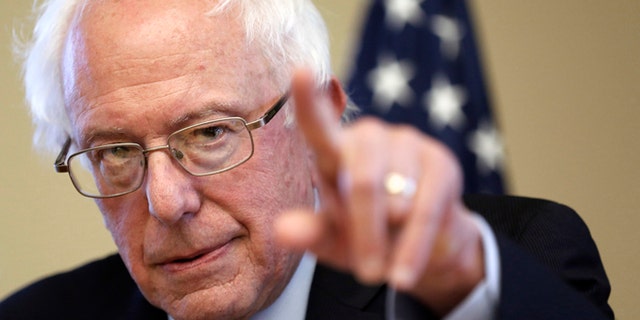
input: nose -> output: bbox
[144,149,201,225]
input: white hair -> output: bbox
[210,0,332,90]
[18,0,353,154]
[17,0,81,154]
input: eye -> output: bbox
[88,145,137,165]
[107,145,135,158]
[101,145,136,160]
[193,125,225,141]
[171,119,246,151]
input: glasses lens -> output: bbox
[168,118,254,175]
[68,144,145,197]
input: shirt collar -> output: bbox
[251,252,317,320]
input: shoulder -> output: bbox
[0,254,165,320]
[463,194,591,239]
[463,194,613,318]
[462,193,602,274]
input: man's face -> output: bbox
[62,1,315,318]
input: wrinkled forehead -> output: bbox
[72,0,230,46]
[62,0,251,90]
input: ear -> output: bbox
[325,76,347,121]
[306,76,347,190]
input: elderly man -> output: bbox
[1,0,612,319]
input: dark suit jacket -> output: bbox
[0,195,614,319]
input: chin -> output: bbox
[142,260,291,320]
[155,283,264,320]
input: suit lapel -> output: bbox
[305,264,386,320]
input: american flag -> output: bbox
[346,0,506,194]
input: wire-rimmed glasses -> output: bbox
[54,93,289,198]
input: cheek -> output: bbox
[225,128,314,254]
[96,196,148,266]
[262,127,314,194]
[230,121,314,203]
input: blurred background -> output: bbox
[1,0,638,318]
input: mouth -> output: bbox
[172,251,208,264]
[158,237,238,273]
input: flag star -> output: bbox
[384,0,426,31]
[424,76,467,130]
[367,56,415,113]
[431,15,464,59]
[469,121,505,174]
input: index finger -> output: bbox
[291,70,344,186]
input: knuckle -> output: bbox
[348,172,380,198]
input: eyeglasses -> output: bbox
[54,93,289,198]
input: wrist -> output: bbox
[409,208,485,316]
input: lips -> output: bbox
[157,237,238,273]
[171,249,212,264]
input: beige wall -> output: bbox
[1,0,638,318]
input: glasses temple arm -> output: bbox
[54,138,72,173]
[246,93,289,131]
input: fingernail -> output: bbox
[359,256,384,283]
[391,265,416,289]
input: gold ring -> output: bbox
[384,172,417,198]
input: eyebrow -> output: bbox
[167,99,250,128]
[79,100,244,147]
[80,127,128,148]
[169,107,225,128]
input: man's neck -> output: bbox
[251,252,317,320]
